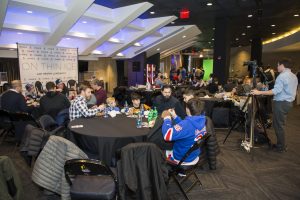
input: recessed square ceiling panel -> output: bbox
[0,29,45,46]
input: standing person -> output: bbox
[251,58,298,152]
[181,67,187,81]
[90,79,107,105]
[296,69,300,105]
[69,83,105,121]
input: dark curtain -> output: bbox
[0,58,20,93]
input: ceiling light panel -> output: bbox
[98,16,176,57]
[0,29,45,45]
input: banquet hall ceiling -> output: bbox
[97,0,300,51]
[0,0,299,60]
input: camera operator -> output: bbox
[251,59,298,152]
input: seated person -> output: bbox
[86,93,97,108]
[25,83,38,99]
[161,98,207,165]
[128,93,150,115]
[106,97,120,112]
[207,77,219,94]
[154,74,164,88]
[153,85,186,119]
[39,82,70,119]
[55,79,69,95]
[69,83,105,121]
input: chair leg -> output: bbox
[172,175,190,200]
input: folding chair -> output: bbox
[0,109,15,142]
[64,159,117,200]
[168,133,211,200]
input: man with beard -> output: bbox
[153,85,186,118]
[69,83,105,121]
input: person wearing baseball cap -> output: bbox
[55,79,68,95]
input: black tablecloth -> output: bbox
[69,115,149,166]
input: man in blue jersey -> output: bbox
[251,58,298,152]
[161,98,206,165]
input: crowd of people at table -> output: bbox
[0,58,299,165]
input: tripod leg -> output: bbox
[223,119,240,144]
[255,96,272,146]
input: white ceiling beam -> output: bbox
[4,23,50,33]
[44,0,94,45]
[145,25,200,57]
[80,2,153,55]
[161,41,198,59]
[0,0,9,35]
[161,37,198,54]
[151,31,163,37]
[108,16,177,57]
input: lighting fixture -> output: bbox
[150,11,155,14]
[171,22,175,24]
[236,38,239,41]
[66,37,70,40]
[271,24,276,27]
[26,10,33,14]
[17,32,23,34]
[199,53,203,58]
[212,38,214,41]
[246,25,251,28]
[82,21,87,24]
[9,49,15,51]
[272,32,276,35]
[182,35,186,38]
[212,27,215,30]
[156,48,160,51]
[242,33,246,36]
[248,14,252,18]
[206,2,213,6]
[116,53,124,57]
[133,42,141,47]
[263,26,300,44]
[294,14,299,17]
[108,37,121,43]
[180,8,190,19]
[92,50,103,55]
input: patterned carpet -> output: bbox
[1,106,300,200]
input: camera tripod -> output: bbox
[223,94,271,152]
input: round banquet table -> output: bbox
[69,115,149,166]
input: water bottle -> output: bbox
[153,107,158,120]
[136,112,142,128]
[124,101,129,113]
[140,104,144,117]
[104,106,108,118]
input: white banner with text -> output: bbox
[18,43,78,90]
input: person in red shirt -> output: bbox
[90,79,107,105]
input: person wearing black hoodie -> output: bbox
[39,82,70,119]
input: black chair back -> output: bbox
[64,159,117,200]
[38,115,58,131]
[64,159,116,185]
[8,112,40,127]
[0,109,14,138]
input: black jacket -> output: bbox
[153,95,186,119]
[117,143,169,200]
[39,91,70,119]
[1,90,31,113]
